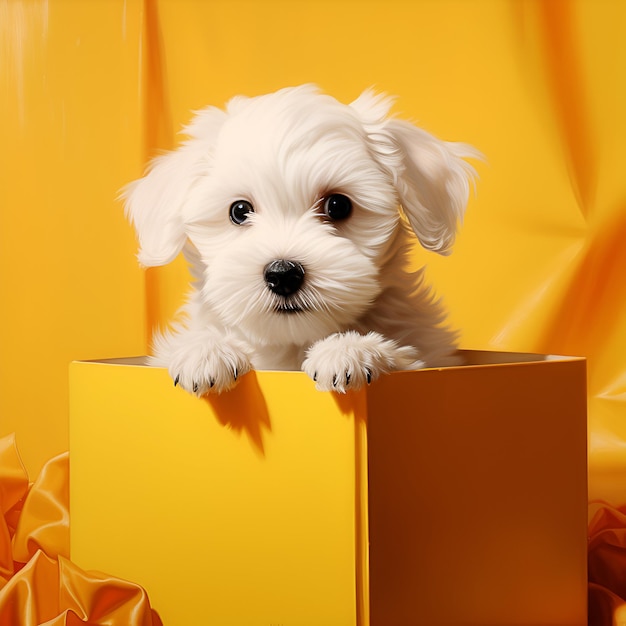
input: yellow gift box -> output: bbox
[69,352,587,625]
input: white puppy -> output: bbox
[124,85,479,394]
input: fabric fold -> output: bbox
[0,435,162,626]
[588,501,626,625]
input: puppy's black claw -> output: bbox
[365,369,372,385]
[332,374,338,388]
[209,378,216,388]
[346,372,351,386]
[313,372,317,382]
[174,375,180,388]
[233,368,238,382]
[193,382,198,393]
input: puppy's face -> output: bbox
[125,85,478,348]
[182,91,400,346]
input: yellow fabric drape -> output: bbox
[0,0,147,477]
[0,434,162,624]
[1,0,625,623]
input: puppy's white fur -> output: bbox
[123,85,479,394]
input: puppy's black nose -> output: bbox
[264,259,305,296]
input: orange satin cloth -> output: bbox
[0,434,162,626]
[589,502,626,626]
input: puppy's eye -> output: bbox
[229,200,254,225]
[323,194,352,221]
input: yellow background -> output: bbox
[2,0,625,508]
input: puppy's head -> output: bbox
[123,85,479,346]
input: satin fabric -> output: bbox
[0,435,162,626]
[589,502,626,626]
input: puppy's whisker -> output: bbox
[305,284,360,315]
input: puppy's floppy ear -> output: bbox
[352,90,481,255]
[121,106,226,267]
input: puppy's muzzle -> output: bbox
[264,259,305,296]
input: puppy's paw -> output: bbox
[160,333,252,396]
[302,331,422,393]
